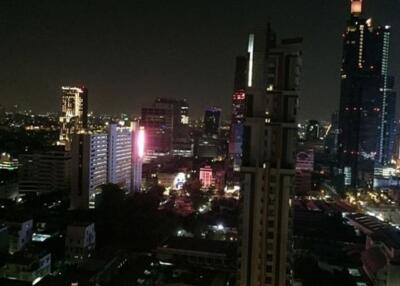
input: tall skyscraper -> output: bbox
[141,103,173,160]
[58,86,88,149]
[229,56,248,172]
[238,26,302,286]
[107,123,132,191]
[141,98,191,159]
[204,107,221,138]
[70,133,108,209]
[338,0,397,187]
[154,98,192,157]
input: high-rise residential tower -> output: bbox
[70,132,108,209]
[107,123,132,191]
[59,86,88,149]
[338,0,396,187]
[238,25,302,286]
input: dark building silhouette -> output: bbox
[204,107,221,138]
[229,56,248,172]
[305,120,321,142]
[141,105,173,158]
[238,24,302,286]
[141,98,191,159]
[338,0,396,187]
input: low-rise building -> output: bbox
[156,237,236,271]
[0,248,51,285]
[347,214,400,285]
[18,149,71,195]
[4,218,33,254]
[65,223,96,261]
[362,229,400,286]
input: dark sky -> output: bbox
[0,0,399,120]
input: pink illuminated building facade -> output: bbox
[132,125,145,192]
[199,166,214,188]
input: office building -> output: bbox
[194,137,220,159]
[141,104,173,159]
[107,123,132,191]
[18,149,71,194]
[204,107,221,138]
[154,98,192,157]
[338,0,397,187]
[58,86,88,148]
[70,133,108,209]
[141,98,191,159]
[238,25,302,286]
[65,222,96,261]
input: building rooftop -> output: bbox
[346,213,389,234]
[370,228,400,251]
[5,247,49,267]
[159,237,236,256]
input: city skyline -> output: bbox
[1,0,399,120]
[1,1,400,285]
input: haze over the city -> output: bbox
[1,0,399,119]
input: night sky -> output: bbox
[0,0,399,120]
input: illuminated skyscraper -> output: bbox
[238,25,302,286]
[338,0,396,187]
[59,86,88,149]
[70,132,108,209]
[108,123,132,191]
